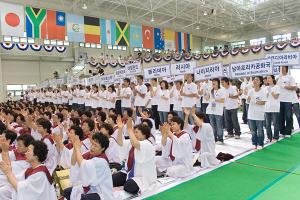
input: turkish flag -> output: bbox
[142,25,154,49]
[0,2,24,37]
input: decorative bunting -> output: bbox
[241,48,250,55]
[211,52,219,58]
[30,44,42,51]
[1,42,15,50]
[184,54,193,61]
[173,53,183,61]
[220,51,229,57]
[290,39,300,48]
[202,54,210,60]
[153,54,163,62]
[144,54,153,62]
[88,61,98,67]
[263,44,274,51]
[193,54,201,60]
[230,49,239,56]
[163,53,172,62]
[251,46,262,53]
[16,43,29,51]
[276,42,288,50]
[43,45,54,52]
[99,59,108,67]
[55,46,66,53]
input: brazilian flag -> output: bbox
[116,21,129,46]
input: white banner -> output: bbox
[144,64,171,79]
[115,68,127,79]
[230,58,273,78]
[86,76,95,85]
[170,61,196,75]
[125,62,142,75]
[194,62,224,81]
[163,75,184,82]
[266,52,300,66]
[100,74,115,85]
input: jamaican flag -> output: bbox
[116,21,129,46]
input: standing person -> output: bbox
[90,85,99,111]
[277,66,297,137]
[133,75,147,115]
[150,78,160,129]
[239,78,248,124]
[158,80,170,124]
[115,83,122,115]
[120,78,132,112]
[98,85,107,110]
[173,80,184,119]
[221,77,241,139]
[206,78,225,144]
[265,75,280,142]
[169,82,175,111]
[78,85,86,110]
[84,86,92,111]
[144,83,152,109]
[0,141,57,200]
[106,85,116,110]
[247,76,267,150]
[181,74,198,122]
[200,80,211,123]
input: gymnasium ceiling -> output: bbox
[4,0,300,42]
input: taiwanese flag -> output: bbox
[142,25,154,49]
[46,10,66,40]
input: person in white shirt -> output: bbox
[113,118,157,194]
[158,80,170,124]
[0,140,57,200]
[206,78,225,144]
[84,86,92,110]
[61,86,69,105]
[134,75,147,114]
[247,76,267,150]
[199,80,212,123]
[277,66,297,137]
[98,85,107,110]
[78,85,86,110]
[90,85,99,110]
[106,85,116,110]
[173,80,184,119]
[265,75,280,142]
[120,78,132,111]
[221,77,241,139]
[144,83,152,109]
[181,74,198,123]
[150,78,161,129]
[169,82,175,111]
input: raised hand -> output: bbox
[0,161,11,175]
[116,115,124,129]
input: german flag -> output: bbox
[84,16,100,43]
[116,21,129,46]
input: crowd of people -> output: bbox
[0,65,299,200]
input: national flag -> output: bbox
[175,32,192,52]
[130,24,142,47]
[0,2,24,37]
[164,29,175,50]
[142,25,154,49]
[25,6,47,38]
[100,18,116,45]
[116,21,129,46]
[154,28,164,50]
[67,13,84,42]
[84,16,100,43]
[46,10,65,40]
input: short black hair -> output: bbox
[160,80,169,89]
[123,108,133,117]
[83,119,95,131]
[171,116,184,130]
[168,111,178,117]
[44,111,52,119]
[141,118,153,129]
[137,75,144,80]
[92,132,109,151]
[108,114,117,124]
[70,125,84,141]
[221,77,230,83]
[17,114,25,122]
[100,123,114,136]
[17,134,34,147]
[55,113,64,123]
[32,140,48,163]
[3,130,17,145]
[108,108,116,114]
[36,118,52,134]
[0,120,6,134]
[98,111,107,122]
[84,111,92,118]
[134,124,151,139]
[70,117,81,127]
[124,78,130,84]
[195,112,206,120]
[255,76,264,87]
[212,78,221,89]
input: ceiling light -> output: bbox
[196,25,200,30]
[82,3,87,9]
[271,10,275,14]
[204,11,208,16]
[150,17,155,22]
[240,21,244,25]
[282,18,286,21]
[222,25,225,28]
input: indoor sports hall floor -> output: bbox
[113,114,300,200]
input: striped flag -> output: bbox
[164,29,175,50]
[175,32,192,52]
[66,13,84,42]
[84,16,100,43]
[100,18,116,45]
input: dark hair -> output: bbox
[55,113,64,123]
[108,108,116,114]
[36,118,52,134]
[84,111,93,118]
[100,85,106,90]
[168,111,178,117]
[141,119,153,129]
[268,75,276,84]
[70,117,81,127]
[221,77,230,84]
[124,78,131,84]
[108,114,117,124]
[171,116,184,130]
[70,125,84,141]
[145,83,151,91]
[137,75,144,81]
[92,132,109,151]
[134,124,151,139]
[3,130,17,145]
[255,76,264,87]
[108,84,116,93]
[195,112,206,120]
[281,66,289,73]
[31,140,48,163]
[151,78,157,82]
[17,114,25,122]
[17,134,34,147]
[83,119,95,131]
[100,123,114,136]
[175,80,183,86]
[123,108,133,117]
[143,108,152,117]
[98,112,107,122]
[212,78,221,89]
[160,80,169,90]
[44,111,52,119]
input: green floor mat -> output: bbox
[146,134,300,200]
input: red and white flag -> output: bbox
[0,2,24,37]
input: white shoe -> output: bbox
[216,141,224,145]
[252,145,257,150]
[257,146,263,150]
[286,135,291,138]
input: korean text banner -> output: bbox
[194,62,223,81]
[125,62,142,75]
[266,52,300,67]
[170,61,196,75]
[144,64,170,79]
